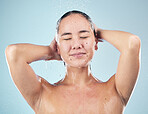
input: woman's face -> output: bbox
[57,14,98,68]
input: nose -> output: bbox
[72,39,83,50]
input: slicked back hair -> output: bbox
[56,10,103,42]
[56,10,95,36]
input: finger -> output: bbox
[55,53,62,61]
[50,39,57,49]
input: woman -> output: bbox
[5,10,141,114]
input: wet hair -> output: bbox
[56,10,103,42]
[56,10,94,33]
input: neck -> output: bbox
[61,65,96,87]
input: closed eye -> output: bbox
[80,37,88,39]
[64,38,72,40]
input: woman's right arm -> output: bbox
[5,39,59,111]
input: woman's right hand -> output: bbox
[46,38,62,61]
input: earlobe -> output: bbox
[95,39,98,50]
[95,44,98,50]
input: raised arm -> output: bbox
[5,39,60,111]
[95,27,141,105]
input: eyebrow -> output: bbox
[61,30,90,37]
[79,30,90,34]
[61,32,72,36]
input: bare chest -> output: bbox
[37,86,123,114]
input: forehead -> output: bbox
[58,14,92,34]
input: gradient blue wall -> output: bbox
[0,0,148,113]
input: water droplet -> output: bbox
[44,61,48,79]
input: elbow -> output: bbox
[128,35,141,51]
[5,44,18,61]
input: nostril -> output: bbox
[72,43,83,50]
[72,46,75,49]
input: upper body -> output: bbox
[5,10,141,114]
[36,74,124,114]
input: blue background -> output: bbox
[1,0,148,113]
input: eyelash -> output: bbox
[64,38,72,40]
[63,37,88,40]
[80,37,88,39]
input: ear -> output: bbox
[57,44,60,55]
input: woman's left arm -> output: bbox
[96,28,141,105]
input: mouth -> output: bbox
[70,52,86,58]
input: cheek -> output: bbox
[84,40,95,50]
[59,43,70,55]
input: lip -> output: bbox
[70,52,86,57]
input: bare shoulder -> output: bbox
[106,74,116,86]
[104,73,118,92]
[95,74,123,100]
[94,74,125,113]
[34,76,55,110]
[95,74,116,88]
[105,74,125,105]
[36,76,55,99]
[37,76,55,90]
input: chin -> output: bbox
[62,54,93,68]
[66,60,91,68]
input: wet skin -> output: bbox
[35,14,124,114]
[36,75,124,114]
[5,13,140,114]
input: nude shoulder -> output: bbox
[93,74,119,96]
[106,74,116,86]
[106,74,125,105]
[94,74,116,87]
[37,76,55,90]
